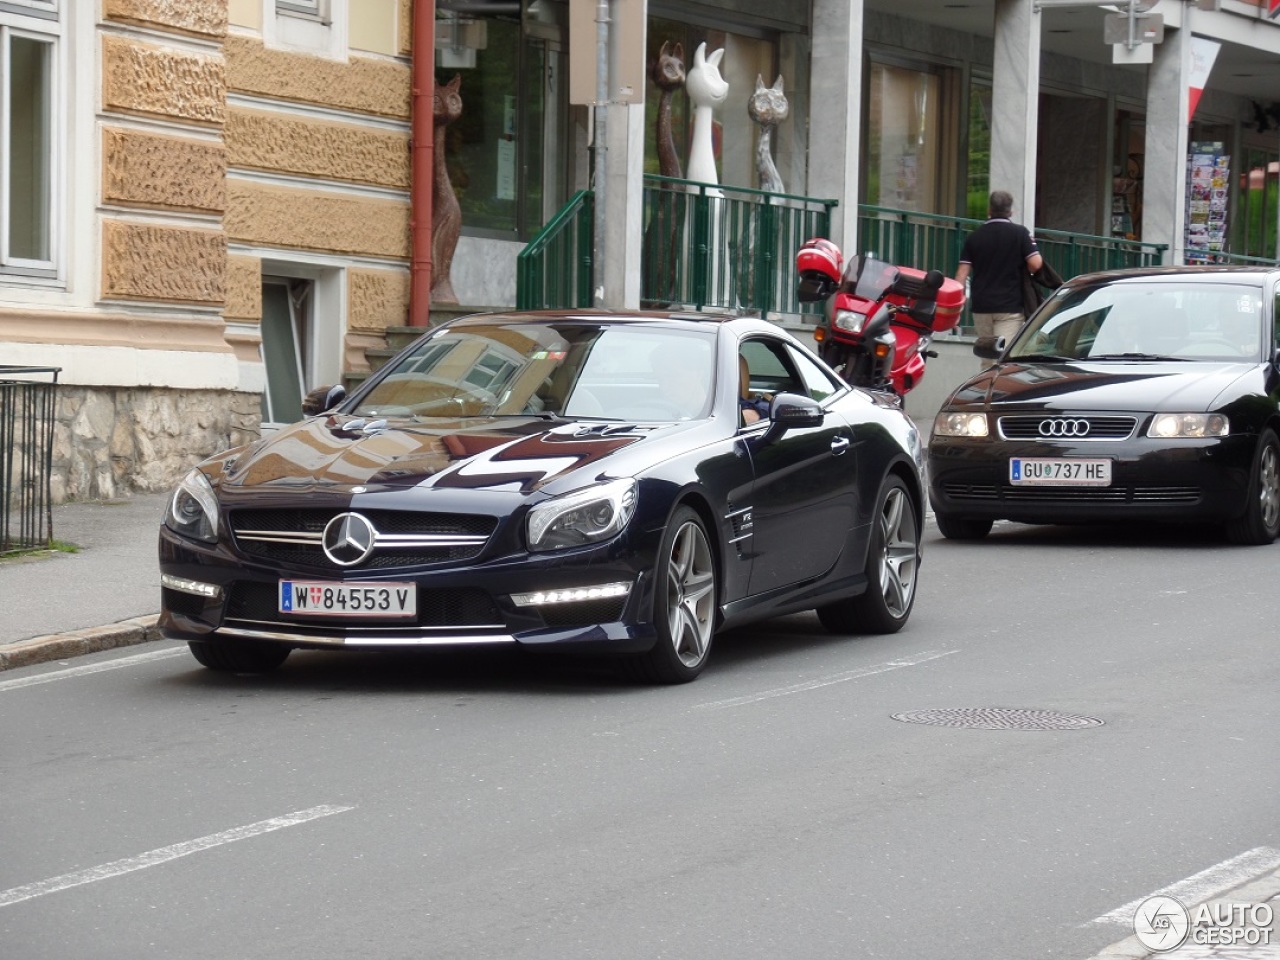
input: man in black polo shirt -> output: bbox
[955,190,1044,348]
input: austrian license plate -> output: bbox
[1009,457,1112,486]
[279,581,417,618]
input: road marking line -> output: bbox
[0,805,355,908]
[694,649,960,710]
[0,647,187,693]
[1094,846,1280,924]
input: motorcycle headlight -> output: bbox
[1147,413,1229,439]
[933,411,989,438]
[165,469,220,543]
[527,478,637,552]
[834,309,868,334]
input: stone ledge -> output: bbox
[0,616,161,671]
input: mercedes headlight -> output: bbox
[933,411,990,438]
[527,478,637,552]
[1147,413,1229,439]
[165,469,220,543]
[834,309,868,334]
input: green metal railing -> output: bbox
[1,366,59,554]
[515,178,836,320]
[856,205,1169,281]
[516,189,594,310]
[640,176,836,320]
[1191,251,1280,267]
[519,195,1263,321]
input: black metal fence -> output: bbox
[1,366,60,554]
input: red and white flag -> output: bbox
[1270,0,1280,21]
[1188,38,1220,121]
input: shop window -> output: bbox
[1111,110,1144,241]
[1,13,58,277]
[1237,147,1278,260]
[965,81,991,220]
[865,62,942,214]
[438,1,566,240]
[643,19,777,191]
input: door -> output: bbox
[741,338,857,594]
[260,278,311,425]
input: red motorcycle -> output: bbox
[795,239,965,397]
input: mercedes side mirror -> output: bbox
[302,384,346,416]
[972,336,1006,360]
[756,393,824,446]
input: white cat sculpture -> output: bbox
[685,42,728,189]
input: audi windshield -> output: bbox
[1008,279,1266,363]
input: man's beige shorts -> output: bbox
[972,312,1025,344]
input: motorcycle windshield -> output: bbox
[838,256,898,302]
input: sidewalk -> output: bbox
[0,493,170,669]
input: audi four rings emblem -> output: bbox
[322,512,377,566]
[1039,418,1091,437]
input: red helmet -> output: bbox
[796,237,842,283]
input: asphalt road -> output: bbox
[1,520,1277,960]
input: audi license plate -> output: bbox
[1010,458,1112,486]
[279,581,416,618]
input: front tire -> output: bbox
[188,638,291,673]
[818,475,920,635]
[622,506,717,683]
[935,513,993,541]
[1225,428,1280,545]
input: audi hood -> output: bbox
[947,360,1260,413]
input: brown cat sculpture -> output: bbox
[431,74,463,305]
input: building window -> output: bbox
[865,62,942,214]
[644,19,779,191]
[1,12,58,276]
[1237,146,1278,260]
[277,0,325,20]
[437,0,567,240]
[965,81,991,220]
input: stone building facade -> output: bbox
[1,0,414,502]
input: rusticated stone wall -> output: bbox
[224,255,262,322]
[50,386,260,503]
[399,0,413,57]
[104,0,227,38]
[226,181,409,259]
[102,128,226,213]
[101,222,226,305]
[349,268,410,334]
[102,35,226,125]
[225,35,410,118]
[225,109,409,188]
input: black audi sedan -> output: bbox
[929,266,1280,544]
[159,311,926,683]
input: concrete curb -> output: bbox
[0,615,161,671]
[1087,868,1280,960]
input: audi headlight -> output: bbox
[527,478,637,552]
[165,468,220,543]
[1148,413,1229,439]
[834,309,868,334]
[933,411,989,438]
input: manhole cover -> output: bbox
[891,707,1104,731]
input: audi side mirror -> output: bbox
[972,336,1006,360]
